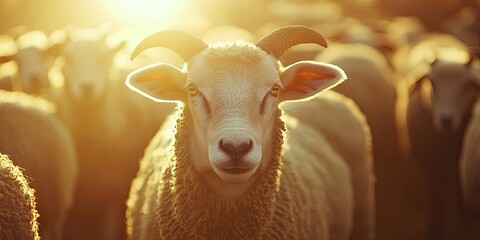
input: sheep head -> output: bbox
[127,26,346,197]
[0,30,59,95]
[409,49,480,132]
[59,32,125,104]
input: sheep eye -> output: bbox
[188,84,199,96]
[269,84,280,97]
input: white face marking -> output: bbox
[185,43,281,193]
[62,39,114,103]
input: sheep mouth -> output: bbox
[212,165,258,184]
[219,167,252,175]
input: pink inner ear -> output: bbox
[135,73,170,83]
[295,69,335,81]
[0,56,13,64]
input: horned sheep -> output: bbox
[0,153,40,240]
[125,26,375,240]
[0,90,77,240]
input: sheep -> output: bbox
[400,46,479,240]
[0,153,40,240]
[461,98,480,211]
[0,89,78,240]
[125,25,375,240]
[280,91,376,240]
[0,29,59,95]
[52,27,174,240]
[459,97,480,240]
[315,43,403,239]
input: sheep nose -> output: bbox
[219,139,253,160]
[81,83,94,96]
[440,115,453,130]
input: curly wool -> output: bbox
[0,90,78,239]
[127,107,333,239]
[0,153,40,240]
[162,108,286,239]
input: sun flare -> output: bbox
[102,0,185,22]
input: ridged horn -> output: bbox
[131,30,208,61]
[256,25,328,59]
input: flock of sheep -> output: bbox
[0,4,479,240]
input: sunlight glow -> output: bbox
[102,0,186,22]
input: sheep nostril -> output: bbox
[82,83,94,96]
[219,139,253,159]
[440,116,453,130]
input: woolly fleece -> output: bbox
[0,153,40,240]
[127,104,354,239]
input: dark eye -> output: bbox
[269,84,280,97]
[188,83,199,96]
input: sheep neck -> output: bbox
[158,107,287,239]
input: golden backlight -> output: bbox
[102,0,186,22]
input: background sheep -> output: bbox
[125,26,375,240]
[51,27,173,240]
[399,47,480,240]
[0,153,40,240]
[459,97,480,240]
[0,28,59,95]
[461,98,480,211]
[0,90,77,240]
[281,91,376,240]
[315,43,400,239]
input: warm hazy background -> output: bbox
[0,0,476,35]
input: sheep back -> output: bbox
[282,91,376,240]
[460,99,480,210]
[0,90,77,239]
[0,153,40,240]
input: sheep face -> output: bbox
[0,46,51,94]
[186,43,280,189]
[424,60,479,132]
[61,38,124,104]
[127,40,345,197]
[14,47,50,94]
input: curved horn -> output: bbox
[256,25,328,59]
[131,30,208,61]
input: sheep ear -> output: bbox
[279,61,346,102]
[408,75,427,94]
[126,63,187,103]
[0,55,13,64]
[406,61,432,94]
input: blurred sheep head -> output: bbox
[59,29,125,104]
[410,49,480,133]
[126,26,346,197]
[0,30,58,94]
